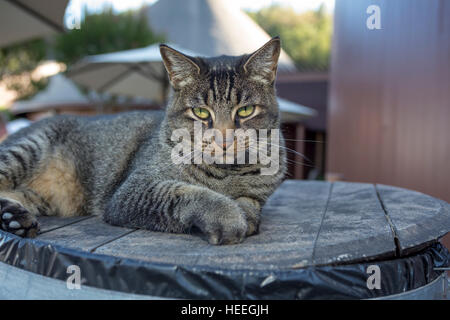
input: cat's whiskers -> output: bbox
[257,140,312,163]
[282,139,325,144]
[284,158,317,169]
[159,149,196,171]
[246,144,316,169]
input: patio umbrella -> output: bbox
[68,43,197,105]
[0,0,69,47]
[68,43,316,121]
[10,73,92,115]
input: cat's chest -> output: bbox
[211,175,251,197]
[185,171,264,200]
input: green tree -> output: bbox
[0,38,48,100]
[0,39,46,78]
[54,6,164,66]
[248,4,332,71]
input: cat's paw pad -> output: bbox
[0,199,39,238]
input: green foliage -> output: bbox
[0,38,47,99]
[248,4,332,71]
[0,38,46,78]
[8,77,49,101]
[0,108,14,121]
[0,6,163,101]
[54,6,164,66]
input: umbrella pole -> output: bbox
[91,91,105,115]
[97,94,105,114]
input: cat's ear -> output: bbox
[243,37,281,85]
[160,44,201,89]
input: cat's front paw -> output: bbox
[0,198,39,238]
[195,198,248,245]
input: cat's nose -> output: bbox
[221,136,235,149]
[216,128,234,149]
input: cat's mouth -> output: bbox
[193,139,276,165]
[170,129,281,175]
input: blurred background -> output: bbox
[0,0,448,215]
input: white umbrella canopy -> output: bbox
[68,43,187,104]
[11,73,91,114]
[278,97,317,122]
[0,0,69,47]
[68,43,316,122]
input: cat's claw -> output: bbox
[207,226,246,245]
[0,199,39,238]
[208,233,221,245]
[245,220,259,236]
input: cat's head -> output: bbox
[160,37,281,161]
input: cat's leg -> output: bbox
[0,132,65,237]
[236,197,261,236]
[105,178,248,245]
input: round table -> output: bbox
[0,181,449,299]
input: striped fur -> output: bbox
[0,38,286,244]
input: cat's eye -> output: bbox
[237,105,255,118]
[192,107,210,120]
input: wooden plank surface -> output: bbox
[37,216,135,252]
[37,216,94,234]
[312,182,396,265]
[95,180,332,270]
[31,181,450,269]
[376,184,450,255]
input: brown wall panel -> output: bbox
[276,75,328,131]
[328,0,450,202]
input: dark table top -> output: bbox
[34,180,450,270]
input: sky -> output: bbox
[65,0,335,28]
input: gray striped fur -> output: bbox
[0,38,286,244]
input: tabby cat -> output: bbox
[0,37,286,245]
